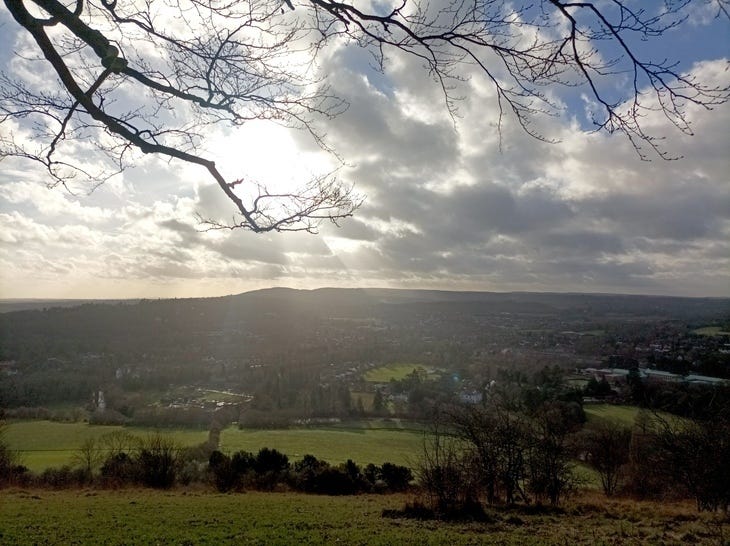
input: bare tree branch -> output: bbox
[1,0,728,230]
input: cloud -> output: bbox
[0,12,728,298]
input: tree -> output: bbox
[526,401,578,506]
[72,437,102,481]
[0,418,26,486]
[379,462,413,492]
[417,423,478,515]
[136,433,180,488]
[650,413,730,512]
[447,401,529,505]
[253,447,289,489]
[580,420,631,497]
[2,0,728,232]
[208,450,237,491]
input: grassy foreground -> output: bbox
[1,488,727,545]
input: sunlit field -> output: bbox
[583,404,642,427]
[220,425,424,467]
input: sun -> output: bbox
[203,121,341,208]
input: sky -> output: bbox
[0,1,729,300]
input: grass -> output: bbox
[584,405,642,427]
[584,405,682,431]
[4,421,208,472]
[4,420,426,471]
[0,488,726,545]
[220,425,425,466]
[692,326,730,337]
[363,364,437,383]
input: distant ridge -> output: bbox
[0,299,138,313]
[1,287,728,314]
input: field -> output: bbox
[363,364,438,382]
[692,326,730,337]
[7,407,655,472]
[4,420,425,471]
[220,424,424,467]
[1,488,726,545]
[3,421,209,471]
[584,404,642,427]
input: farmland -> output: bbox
[692,326,730,337]
[0,488,726,545]
[583,404,642,427]
[220,424,424,466]
[363,364,439,382]
[4,420,425,471]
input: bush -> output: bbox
[38,465,89,488]
[292,454,329,493]
[380,462,413,492]
[136,434,180,488]
[253,448,289,490]
[100,452,137,486]
[208,451,236,492]
[310,467,358,495]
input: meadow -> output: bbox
[583,404,642,427]
[4,420,425,471]
[0,488,726,545]
[692,326,730,337]
[363,363,438,382]
[7,405,651,472]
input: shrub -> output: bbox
[208,451,237,492]
[253,448,289,490]
[100,452,137,486]
[380,462,413,492]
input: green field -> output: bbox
[3,421,209,472]
[584,404,642,427]
[0,488,724,545]
[583,404,682,430]
[4,420,426,471]
[220,425,424,466]
[363,364,437,382]
[692,326,730,336]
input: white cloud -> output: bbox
[0,9,728,298]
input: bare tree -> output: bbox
[526,401,579,506]
[2,0,728,231]
[72,436,103,480]
[447,401,529,505]
[579,419,631,497]
[98,429,139,457]
[650,412,730,513]
[136,433,180,488]
[417,420,478,515]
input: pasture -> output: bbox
[3,420,425,471]
[220,425,424,466]
[0,488,724,545]
[583,404,642,427]
[692,326,730,337]
[363,363,438,382]
[3,421,208,472]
